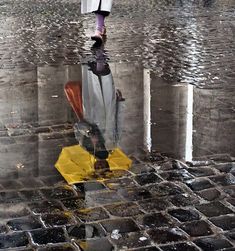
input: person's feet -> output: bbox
[91,26,107,46]
[91,30,103,46]
[101,26,106,36]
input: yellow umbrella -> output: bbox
[55,145,132,184]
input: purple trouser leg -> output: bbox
[96,13,105,32]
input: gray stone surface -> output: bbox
[0,0,234,250]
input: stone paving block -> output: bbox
[134,173,162,186]
[101,218,139,233]
[74,207,109,222]
[34,126,51,134]
[0,203,30,219]
[18,178,44,188]
[158,161,174,171]
[41,213,76,227]
[0,225,7,234]
[40,187,76,200]
[0,180,24,190]
[105,202,143,217]
[111,232,151,249]
[7,216,42,231]
[194,236,233,251]
[227,198,235,207]
[138,197,172,212]
[104,177,137,190]
[209,215,235,230]
[40,175,66,187]
[143,154,165,164]
[37,243,77,251]
[168,208,200,222]
[30,228,67,245]
[136,213,172,229]
[19,190,44,202]
[74,182,107,193]
[61,198,87,211]
[0,232,29,249]
[76,238,114,251]
[226,231,235,242]
[186,178,214,191]
[214,163,235,173]
[106,170,132,179]
[187,167,216,177]
[147,227,187,244]
[169,193,200,207]
[129,164,155,174]
[127,247,160,251]
[118,187,152,201]
[29,200,64,214]
[160,242,200,251]
[196,201,234,217]
[11,248,34,251]
[197,188,224,201]
[224,186,235,198]
[147,182,186,197]
[66,224,106,239]
[159,169,194,182]
[86,191,123,205]
[180,220,214,237]
[0,170,18,181]
[209,174,235,186]
[0,191,24,203]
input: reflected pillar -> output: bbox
[150,75,190,160]
[0,68,39,178]
[37,65,71,176]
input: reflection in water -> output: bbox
[56,47,132,183]
[0,61,233,180]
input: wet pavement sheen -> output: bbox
[0,0,235,250]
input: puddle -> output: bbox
[0,57,234,181]
[0,0,234,183]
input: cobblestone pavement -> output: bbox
[0,0,234,88]
[0,157,235,250]
[0,0,235,250]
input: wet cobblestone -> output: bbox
[180,220,214,237]
[7,216,43,231]
[147,228,188,244]
[0,0,234,250]
[160,242,200,251]
[196,201,234,217]
[111,232,151,250]
[76,238,114,251]
[137,213,172,229]
[168,208,200,222]
[0,160,234,250]
[66,224,105,239]
[194,236,233,250]
[30,228,67,245]
[0,232,29,249]
[105,202,143,217]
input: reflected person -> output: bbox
[65,50,124,173]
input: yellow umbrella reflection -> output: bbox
[55,145,132,184]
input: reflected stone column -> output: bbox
[143,69,152,153]
[37,65,70,176]
[150,75,190,160]
[110,62,144,156]
[193,88,235,158]
[0,68,39,178]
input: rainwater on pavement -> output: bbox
[0,0,234,250]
